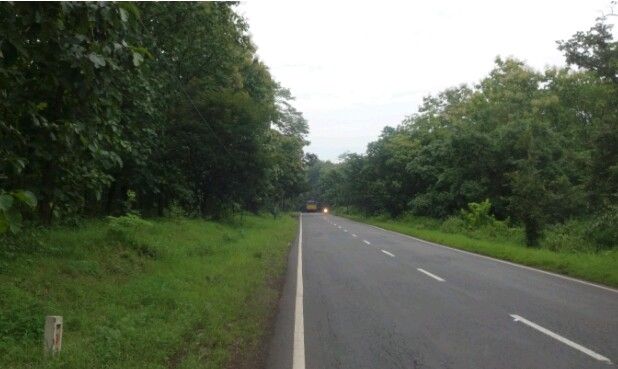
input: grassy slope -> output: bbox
[0,214,298,369]
[340,214,618,288]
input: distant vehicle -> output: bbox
[305,200,318,212]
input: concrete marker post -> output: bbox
[44,315,63,355]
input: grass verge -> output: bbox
[339,213,618,288]
[0,214,298,369]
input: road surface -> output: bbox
[267,213,617,369]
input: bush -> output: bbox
[475,220,521,243]
[440,216,467,234]
[399,213,442,229]
[107,214,152,232]
[586,206,618,249]
[408,192,452,218]
[106,214,157,257]
[541,220,593,252]
[0,190,37,235]
[439,214,522,244]
[460,199,495,229]
[165,201,188,218]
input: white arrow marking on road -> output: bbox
[510,314,612,364]
[362,240,371,245]
[381,250,395,257]
[293,215,305,369]
[417,268,445,282]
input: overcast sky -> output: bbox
[237,1,616,162]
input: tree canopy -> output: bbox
[306,17,618,246]
[0,2,308,229]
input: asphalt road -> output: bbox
[266,213,617,369]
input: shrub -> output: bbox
[123,189,138,215]
[398,213,441,228]
[460,199,495,229]
[439,216,467,234]
[106,214,157,257]
[107,214,152,232]
[0,190,37,235]
[475,220,520,242]
[165,201,188,218]
[586,206,618,249]
[541,220,599,252]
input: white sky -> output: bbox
[237,1,616,162]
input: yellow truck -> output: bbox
[305,200,318,212]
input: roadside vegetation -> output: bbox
[1,3,308,231]
[1,5,307,367]
[0,213,298,369]
[305,15,617,283]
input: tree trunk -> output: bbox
[38,161,55,225]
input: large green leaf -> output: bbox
[0,194,13,211]
[13,191,37,208]
[87,53,106,68]
[5,207,22,223]
[132,52,144,67]
[8,221,21,234]
[5,208,22,234]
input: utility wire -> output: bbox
[175,75,235,157]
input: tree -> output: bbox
[0,2,309,228]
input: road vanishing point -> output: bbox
[267,213,617,369]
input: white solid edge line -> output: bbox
[293,214,305,369]
[363,239,371,245]
[510,314,612,364]
[417,268,445,282]
[356,221,617,293]
[381,249,395,257]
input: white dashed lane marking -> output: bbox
[417,268,445,282]
[381,250,395,257]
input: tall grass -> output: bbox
[0,214,298,369]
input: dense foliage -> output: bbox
[0,2,308,228]
[307,18,617,247]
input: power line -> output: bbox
[175,76,234,157]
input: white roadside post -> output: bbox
[44,316,63,355]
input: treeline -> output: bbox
[308,18,617,246]
[0,2,308,230]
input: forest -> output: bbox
[306,16,617,248]
[0,4,308,367]
[0,2,308,232]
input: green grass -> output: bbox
[339,213,618,288]
[0,214,298,369]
